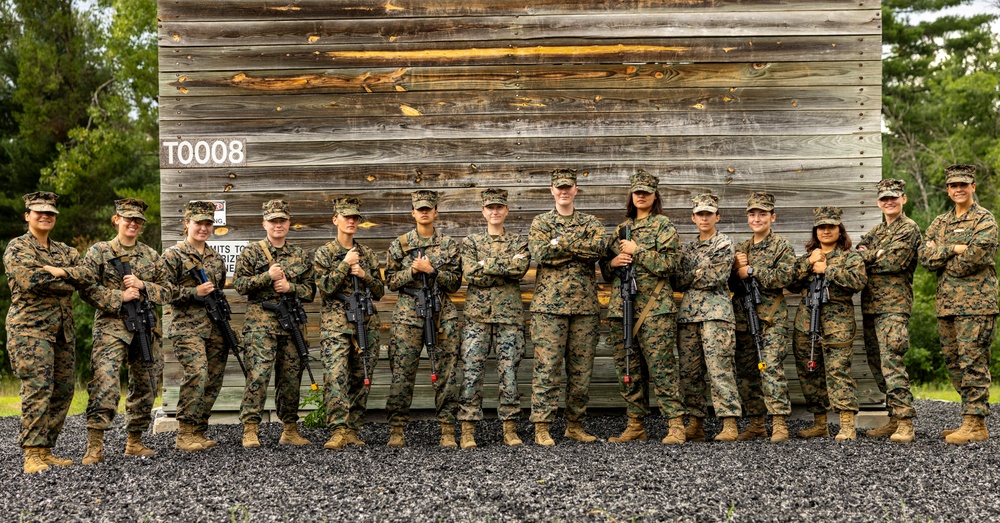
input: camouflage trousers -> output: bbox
[529,313,599,424]
[171,330,228,431]
[792,307,857,413]
[735,320,792,417]
[863,313,915,419]
[86,327,163,432]
[9,331,75,448]
[610,313,684,419]
[240,329,305,425]
[459,320,524,422]
[386,317,461,426]
[939,315,995,417]
[320,319,380,431]
[679,320,740,418]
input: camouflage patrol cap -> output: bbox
[630,170,658,193]
[411,190,439,210]
[481,188,508,207]
[945,164,976,184]
[115,198,148,220]
[334,196,362,217]
[746,192,775,212]
[551,168,578,188]
[877,179,906,199]
[185,201,217,222]
[813,206,843,226]
[23,191,60,214]
[692,193,720,214]
[262,199,291,220]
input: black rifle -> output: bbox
[413,248,442,383]
[806,275,830,372]
[738,276,767,371]
[108,255,159,419]
[262,284,318,391]
[618,226,638,384]
[335,275,376,388]
[185,262,247,378]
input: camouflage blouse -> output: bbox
[918,203,998,317]
[462,230,530,325]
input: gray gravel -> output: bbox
[2,401,999,522]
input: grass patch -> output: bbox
[912,382,1000,403]
[0,378,147,417]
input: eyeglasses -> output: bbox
[121,217,146,225]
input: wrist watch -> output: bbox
[746,267,755,277]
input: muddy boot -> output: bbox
[865,417,898,438]
[387,426,406,448]
[608,417,648,443]
[714,417,739,442]
[834,411,856,441]
[890,418,914,443]
[770,416,789,443]
[460,422,477,449]
[82,429,104,465]
[564,421,598,442]
[324,427,348,450]
[736,416,768,441]
[440,422,458,448]
[661,417,686,445]
[946,415,988,445]
[125,432,156,457]
[23,448,49,474]
[242,423,260,448]
[797,413,829,438]
[503,421,523,446]
[39,448,73,467]
[534,422,555,446]
[193,429,217,449]
[685,416,706,442]
[345,429,366,446]
[279,422,311,446]
[175,422,206,452]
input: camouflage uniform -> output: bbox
[81,199,174,432]
[5,192,93,449]
[676,194,739,419]
[529,171,607,424]
[918,166,998,418]
[385,191,463,426]
[459,189,531,422]
[234,200,316,426]
[858,180,920,420]
[314,198,385,431]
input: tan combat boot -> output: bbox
[82,428,104,465]
[440,422,458,448]
[460,421,477,449]
[39,448,73,467]
[125,432,156,457]
[736,416,768,441]
[797,413,829,438]
[945,415,988,445]
[865,417,898,438]
[387,426,406,448]
[534,422,555,446]
[242,423,260,448]
[345,429,366,446]
[608,417,647,443]
[661,417,686,445]
[23,448,49,474]
[279,422,311,446]
[685,416,706,442]
[502,420,523,446]
[834,411,856,441]
[714,417,739,442]
[175,422,205,452]
[770,416,789,443]
[193,429,217,449]
[564,421,598,442]
[324,427,348,450]
[890,418,914,443]
[941,421,963,438]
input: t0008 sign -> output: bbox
[160,137,247,168]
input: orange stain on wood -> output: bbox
[228,68,408,91]
[324,45,689,61]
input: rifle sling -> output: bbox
[258,239,275,265]
[632,279,667,337]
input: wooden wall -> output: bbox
[157,0,884,417]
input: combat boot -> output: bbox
[193,429,217,449]
[23,448,49,474]
[345,429,366,446]
[945,415,988,445]
[387,426,406,447]
[440,422,458,447]
[890,418,914,443]
[125,432,156,457]
[534,422,555,446]
[608,417,647,443]
[460,422,477,449]
[324,428,348,450]
[797,412,829,438]
[685,416,706,442]
[279,422,311,446]
[564,421,598,442]
[834,411,856,441]
[736,416,768,441]
[714,417,739,442]
[82,428,104,465]
[661,417,686,445]
[242,423,260,448]
[941,421,963,438]
[502,420,523,446]
[39,448,73,466]
[865,417,898,438]
[175,422,205,452]
[770,416,789,443]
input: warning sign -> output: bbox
[208,240,249,276]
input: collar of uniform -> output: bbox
[749,230,774,250]
[630,215,652,230]
[180,239,219,260]
[408,229,441,248]
[109,237,140,258]
[695,231,719,245]
[26,232,52,252]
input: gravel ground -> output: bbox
[2,401,1000,522]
